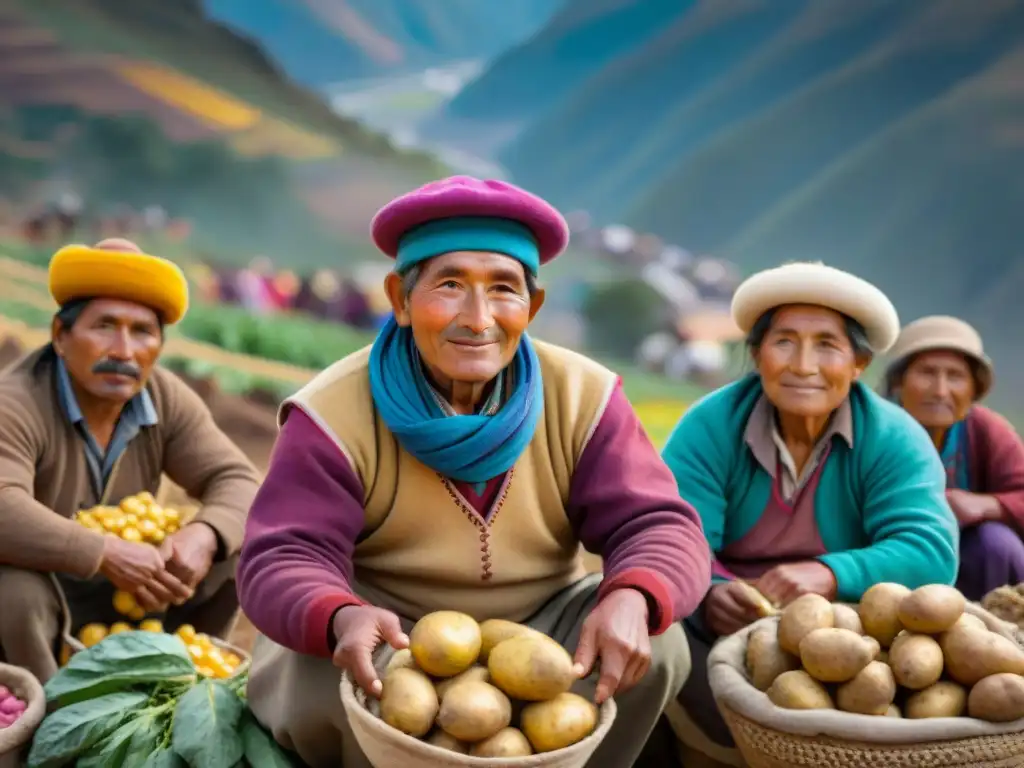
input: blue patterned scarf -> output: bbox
[940,419,971,491]
[367,315,543,483]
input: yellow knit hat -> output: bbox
[48,238,189,324]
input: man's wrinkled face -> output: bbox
[387,251,545,387]
[52,298,163,403]
[899,350,975,429]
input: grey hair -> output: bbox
[399,261,540,298]
[746,307,874,359]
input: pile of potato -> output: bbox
[744,583,1024,722]
[73,491,182,545]
[66,622,243,679]
[375,611,599,757]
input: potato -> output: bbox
[967,673,1024,722]
[950,613,988,633]
[940,625,1024,686]
[521,692,598,753]
[778,594,834,655]
[409,611,482,678]
[836,661,896,715]
[875,650,888,664]
[888,634,944,690]
[384,648,417,675]
[436,680,512,742]
[735,581,779,617]
[898,585,966,634]
[425,730,468,753]
[859,583,911,646]
[766,670,834,710]
[746,626,799,691]
[863,636,881,661]
[832,604,864,634]
[478,619,542,663]
[904,681,967,719]
[884,704,902,718]
[379,668,439,737]
[488,634,576,701]
[470,727,534,757]
[435,665,490,701]
[799,628,876,683]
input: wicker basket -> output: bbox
[340,648,617,768]
[65,633,251,680]
[0,664,46,768]
[708,603,1024,768]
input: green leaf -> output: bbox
[75,716,144,768]
[171,680,244,768]
[240,710,299,768]
[27,691,150,768]
[44,632,196,705]
[147,747,189,768]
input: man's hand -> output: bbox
[573,588,651,705]
[756,561,837,608]
[947,489,1002,529]
[161,522,218,589]
[704,581,765,637]
[99,535,190,611]
[332,605,409,698]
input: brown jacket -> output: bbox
[0,347,261,578]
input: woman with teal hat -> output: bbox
[238,176,712,767]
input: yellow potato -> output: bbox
[409,611,482,678]
[487,633,576,701]
[798,628,875,683]
[424,730,468,753]
[77,623,108,648]
[898,584,966,634]
[888,634,944,690]
[831,604,864,635]
[859,583,911,647]
[435,680,511,743]
[778,594,834,655]
[884,704,902,718]
[766,670,834,710]
[967,673,1024,722]
[108,622,133,635]
[836,661,896,715]
[434,665,490,701]
[940,624,1024,686]
[520,692,598,753]
[470,727,534,758]
[745,626,799,691]
[379,668,438,738]
[112,590,137,616]
[904,681,967,719]
[384,649,417,675]
[478,619,542,663]
[735,581,779,617]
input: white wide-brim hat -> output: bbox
[731,261,900,353]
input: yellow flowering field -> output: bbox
[633,400,689,449]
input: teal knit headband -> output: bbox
[395,216,540,275]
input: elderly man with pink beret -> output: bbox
[237,176,711,766]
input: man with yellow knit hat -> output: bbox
[0,238,260,682]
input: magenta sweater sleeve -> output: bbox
[566,380,712,634]
[236,406,367,658]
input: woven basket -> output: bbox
[0,664,46,768]
[340,648,617,768]
[709,603,1024,768]
[66,633,251,680]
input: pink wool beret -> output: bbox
[370,176,570,265]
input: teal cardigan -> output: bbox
[662,375,959,602]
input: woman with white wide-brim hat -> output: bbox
[660,262,959,767]
[882,315,1024,602]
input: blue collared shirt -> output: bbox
[55,358,158,497]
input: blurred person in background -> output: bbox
[882,316,1024,601]
[661,263,958,767]
[0,238,260,682]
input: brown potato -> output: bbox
[778,594,834,655]
[941,625,1024,686]
[836,661,897,715]
[409,611,482,678]
[735,581,779,617]
[379,668,439,737]
[436,680,512,742]
[478,619,542,663]
[746,626,800,691]
[898,585,966,634]
[832,604,864,634]
[425,730,468,753]
[520,692,599,753]
[799,628,876,683]
[884,704,902,718]
[904,681,967,719]
[950,613,988,633]
[435,665,490,701]
[470,727,534,757]
[766,670,835,710]
[487,634,576,701]
[859,583,911,647]
[863,636,881,661]
[967,673,1024,722]
[888,634,944,690]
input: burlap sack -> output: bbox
[0,664,46,768]
[340,646,617,768]
[708,602,1024,744]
